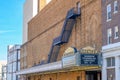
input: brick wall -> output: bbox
[21,0,102,68]
[102,0,120,46]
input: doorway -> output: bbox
[86,71,101,80]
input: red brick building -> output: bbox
[102,0,120,80]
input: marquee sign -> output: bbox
[63,47,77,57]
[62,47,79,68]
[79,46,98,54]
[62,46,101,68]
[79,46,101,66]
[80,54,99,66]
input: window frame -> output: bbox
[114,1,118,13]
[106,57,115,67]
[114,26,119,39]
[107,28,112,44]
[107,4,112,21]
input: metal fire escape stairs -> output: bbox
[48,7,81,63]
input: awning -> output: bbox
[16,52,101,75]
[16,61,62,75]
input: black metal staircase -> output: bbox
[48,7,81,63]
[48,44,60,63]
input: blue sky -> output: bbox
[0,0,25,60]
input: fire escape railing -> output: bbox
[48,7,81,63]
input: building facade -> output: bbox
[102,0,120,80]
[1,65,7,80]
[7,45,21,80]
[19,0,102,80]
[23,0,38,43]
[0,61,7,80]
[23,0,51,43]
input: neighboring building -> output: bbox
[0,61,7,80]
[102,0,120,80]
[18,0,102,80]
[7,45,21,80]
[1,65,7,80]
[23,0,38,43]
[23,0,51,43]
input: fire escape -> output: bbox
[48,7,81,63]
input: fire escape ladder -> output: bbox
[48,7,81,63]
[48,44,60,63]
[53,18,76,45]
[60,19,76,43]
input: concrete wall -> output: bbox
[23,0,38,43]
[23,0,52,43]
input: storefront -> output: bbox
[62,46,102,80]
[17,46,102,80]
[102,42,120,80]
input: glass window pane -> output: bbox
[114,1,118,12]
[114,26,119,38]
[112,57,115,66]
[107,4,111,20]
[107,28,112,44]
[107,58,111,67]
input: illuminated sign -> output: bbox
[62,46,101,68]
[63,47,77,57]
[80,54,99,66]
[79,46,100,66]
[62,47,79,68]
[80,46,98,54]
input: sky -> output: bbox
[0,0,25,60]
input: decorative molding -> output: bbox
[102,42,120,53]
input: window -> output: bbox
[114,26,119,39]
[107,28,112,44]
[107,4,112,21]
[18,61,20,71]
[114,1,118,13]
[18,50,20,60]
[107,57,115,67]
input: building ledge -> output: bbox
[102,42,120,53]
[16,61,62,75]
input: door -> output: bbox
[86,71,101,80]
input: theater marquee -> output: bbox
[62,46,102,68]
[79,46,102,66]
[80,54,99,66]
